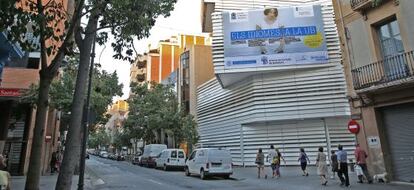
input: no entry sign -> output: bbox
[348,120,360,134]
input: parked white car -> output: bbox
[185,148,233,180]
[155,149,186,171]
[99,151,108,158]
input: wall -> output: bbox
[189,45,214,118]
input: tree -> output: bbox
[126,82,198,148]
[56,1,177,189]
[23,55,123,126]
[88,126,110,149]
[1,1,84,189]
[1,0,176,189]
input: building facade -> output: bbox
[197,0,355,166]
[177,45,215,117]
[333,0,414,183]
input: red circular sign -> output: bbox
[348,120,360,134]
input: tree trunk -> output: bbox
[55,15,98,190]
[25,73,53,190]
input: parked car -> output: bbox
[184,148,233,180]
[140,144,167,168]
[132,155,142,165]
[116,154,125,161]
[100,151,109,158]
[155,149,186,171]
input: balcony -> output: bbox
[350,0,372,11]
[351,50,414,90]
[136,74,146,82]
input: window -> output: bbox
[189,151,197,160]
[378,19,404,58]
[27,57,39,69]
[377,18,407,79]
[171,150,177,158]
[178,151,185,158]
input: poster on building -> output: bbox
[223,5,328,68]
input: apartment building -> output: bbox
[333,0,414,183]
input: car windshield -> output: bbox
[178,151,185,158]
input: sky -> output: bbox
[95,0,203,101]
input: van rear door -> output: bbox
[207,149,232,172]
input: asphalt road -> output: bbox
[86,156,249,190]
[86,156,414,190]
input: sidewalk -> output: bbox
[10,174,90,190]
[231,166,413,190]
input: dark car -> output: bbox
[139,144,167,168]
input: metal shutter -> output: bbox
[381,103,414,183]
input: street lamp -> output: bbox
[78,35,96,190]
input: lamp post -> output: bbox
[78,35,96,190]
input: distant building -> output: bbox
[333,0,414,182]
[105,100,129,152]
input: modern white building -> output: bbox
[198,0,355,166]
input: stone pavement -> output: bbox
[231,166,414,190]
[10,174,93,190]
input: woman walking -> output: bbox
[298,148,310,176]
[255,148,267,179]
[274,149,285,178]
[330,150,338,179]
[316,147,328,185]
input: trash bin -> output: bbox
[348,159,355,172]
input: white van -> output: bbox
[185,148,233,180]
[155,149,186,171]
[140,144,167,167]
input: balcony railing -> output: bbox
[351,50,414,90]
[350,0,372,11]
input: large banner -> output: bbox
[223,5,328,68]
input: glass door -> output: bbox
[378,19,407,80]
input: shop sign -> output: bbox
[222,5,328,68]
[348,119,360,134]
[0,88,21,97]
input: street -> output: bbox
[85,156,413,190]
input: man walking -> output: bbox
[355,144,373,183]
[336,145,350,187]
[268,145,277,178]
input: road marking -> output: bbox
[146,179,163,186]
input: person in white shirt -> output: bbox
[268,145,277,178]
[256,8,285,54]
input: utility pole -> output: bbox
[78,35,96,190]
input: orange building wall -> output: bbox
[196,36,205,45]
[151,56,160,82]
[161,44,172,81]
[174,46,181,70]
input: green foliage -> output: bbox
[112,128,132,150]
[126,82,199,146]
[88,126,110,149]
[22,56,123,125]
[0,0,69,54]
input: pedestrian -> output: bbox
[330,150,338,179]
[336,145,350,187]
[355,144,373,183]
[0,154,6,171]
[50,151,57,173]
[56,151,62,172]
[298,148,310,176]
[273,149,285,178]
[268,145,277,178]
[255,148,267,179]
[316,147,328,185]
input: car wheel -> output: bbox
[163,164,168,171]
[223,175,230,179]
[185,167,190,176]
[200,169,206,180]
